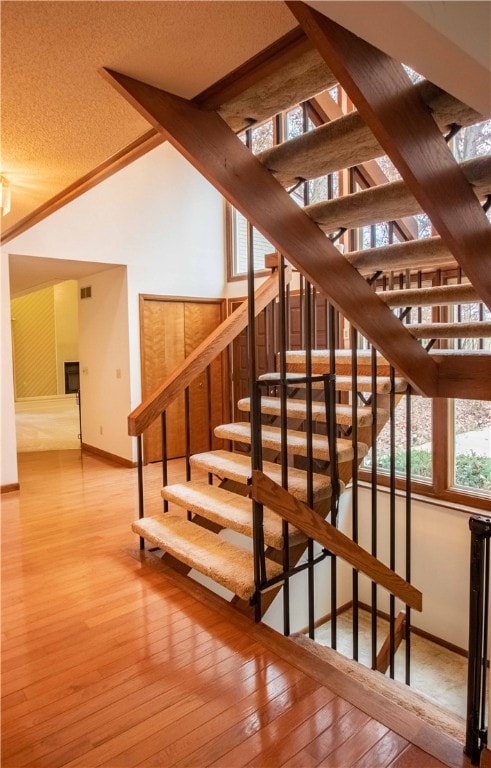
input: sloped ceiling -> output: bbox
[1,1,296,231]
[2,0,490,286]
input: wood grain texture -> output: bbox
[376,611,406,673]
[1,451,451,768]
[102,68,438,397]
[288,3,491,311]
[434,353,491,401]
[128,271,286,435]
[251,470,423,611]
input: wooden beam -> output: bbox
[101,68,438,396]
[128,271,288,436]
[251,471,422,611]
[375,611,406,674]
[287,3,491,311]
[434,353,491,401]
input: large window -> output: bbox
[226,88,490,510]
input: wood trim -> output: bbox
[358,471,491,513]
[288,3,491,311]
[251,470,423,611]
[1,483,20,494]
[297,600,353,635]
[1,130,163,245]
[375,611,406,673]
[81,442,136,468]
[435,353,491,401]
[101,68,438,397]
[129,270,288,436]
[357,601,467,657]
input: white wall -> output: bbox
[78,266,133,461]
[1,255,18,487]
[357,487,470,650]
[2,142,225,466]
[261,486,471,651]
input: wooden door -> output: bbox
[140,297,225,462]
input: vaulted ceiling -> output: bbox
[1,1,490,244]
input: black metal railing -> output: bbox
[466,516,491,765]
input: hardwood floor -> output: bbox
[1,450,466,767]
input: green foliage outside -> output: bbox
[377,449,491,491]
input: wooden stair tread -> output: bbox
[215,421,368,463]
[258,371,407,394]
[190,449,337,504]
[132,514,282,601]
[238,396,386,427]
[161,480,305,549]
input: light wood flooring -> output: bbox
[1,451,470,767]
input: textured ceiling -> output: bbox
[1,1,296,230]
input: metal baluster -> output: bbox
[137,435,144,550]
[389,366,396,677]
[161,411,168,512]
[405,388,412,684]
[371,345,378,669]
[352,329,359,661]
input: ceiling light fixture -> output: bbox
[1,175,11,216]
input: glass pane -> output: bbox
[452,399,491,492]
[286,106,303,139]
[364,395,432,481]
[232,209,273,275]
[251,121,273,154]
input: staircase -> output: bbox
[102,12,491,733]
[132,347,398,608]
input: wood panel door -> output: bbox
[140,297,225,462]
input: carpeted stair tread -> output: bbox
[215,422,368,463]
[406,320,491,339]
[238,396,386,427]
[190,450,336,503]
[283,349,393,376]
[161,481,305,549]
[258,371,407,394]
[132,514,283,601]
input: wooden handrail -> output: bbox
[128,268,289,436]
[251,470,423,611]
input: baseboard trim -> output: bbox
[81,443,136,468]
[357,600,467,658]
[298,600,353,635]
[1,483,20,494]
